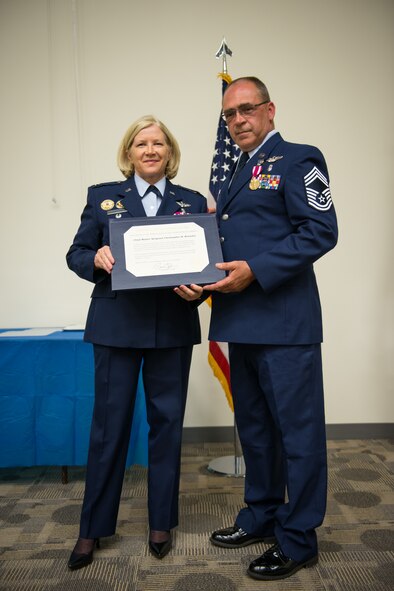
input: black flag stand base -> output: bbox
[207,420,245,477]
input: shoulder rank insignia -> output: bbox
[304,166,332,211]
[93,180,121,188]
[176,185,199,194]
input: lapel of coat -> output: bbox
[216,165,234,216]
[118,176,146,217]
[156,181,183,216]
[219,133,284,211]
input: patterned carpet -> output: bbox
[0,439,393,590]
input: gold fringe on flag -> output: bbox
[205,298,234,411]
[208,350,234,411]
[218,72,232,84]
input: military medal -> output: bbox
[260,174,281,190]
[249,165,262,190]
[100,199,114,211]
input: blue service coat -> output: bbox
[209,132,338,344]
[208,132,338,560]
[67,176,207,348]
[66,175,207,536]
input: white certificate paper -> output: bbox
[109,214,225,290]
[124,222,208,277]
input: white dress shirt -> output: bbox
[134,174,166,216]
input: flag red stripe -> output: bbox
[207,74,237,411]
[209,340,231,386]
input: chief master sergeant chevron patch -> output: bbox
[304,166,332,211]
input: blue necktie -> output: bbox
[144,185,161,198]
[232,152,249,183]
[142,185,162,216]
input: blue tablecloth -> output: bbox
[0,329,148,467]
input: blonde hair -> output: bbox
[117,115,181,179]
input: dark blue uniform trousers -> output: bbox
[79,344,192,538]
[230,343,327,562]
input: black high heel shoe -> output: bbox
[149,530,172,559]
[149,536,172,559]
[67,537,100,570]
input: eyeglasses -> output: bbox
[222,100,270,123]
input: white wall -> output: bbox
[1,0,393,427]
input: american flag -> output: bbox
[207,76,239,411]
[208,78,240,207]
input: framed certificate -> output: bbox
[109,214,225,290]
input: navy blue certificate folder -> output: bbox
[110,213,225,290]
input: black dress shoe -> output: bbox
[247,543,318,580]
[210,524,275,548]
[149,536,172,559]
[67,538,100,571]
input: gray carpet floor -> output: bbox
[0,439,393,590]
